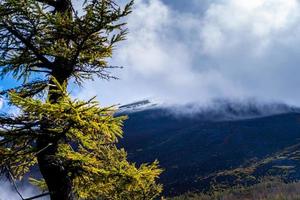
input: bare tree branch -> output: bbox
[35,0,56,7]
[6,166,25,200]
[24,193,51,200]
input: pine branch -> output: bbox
[0,80,48,97]
[1,21,52,68]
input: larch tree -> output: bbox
[0,0,162,200]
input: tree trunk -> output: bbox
[37,64,74,200]
[36,1,74,199]
[36,78,74,200]
[37,137,75,200]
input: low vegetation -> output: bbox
[171,178,300,200]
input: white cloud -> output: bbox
[0,98,3,110]
[76,0,300,106]
[201,0,300,55]
[0,181,47,200]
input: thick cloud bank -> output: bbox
[77,0,300,106]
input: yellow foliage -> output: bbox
[0,89,162,199]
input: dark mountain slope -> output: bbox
[119,106,300,196]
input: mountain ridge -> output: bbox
[119,102,300,196]
[118,98,300,121]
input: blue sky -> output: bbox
[3,0,300,108]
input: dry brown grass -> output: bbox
[170,179,300,200]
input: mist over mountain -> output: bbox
[119,99,300,196]
[119,98,300,120]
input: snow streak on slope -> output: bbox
[118,98,300,121]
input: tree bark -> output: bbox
[37,64,75,200]
[37,137,75,200]
[37,64,75,199]
[36,1,75,197]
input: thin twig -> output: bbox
[5,166,50,200]
[5,166,24,200]
[35,143,53,155]
[24,192,50,200]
